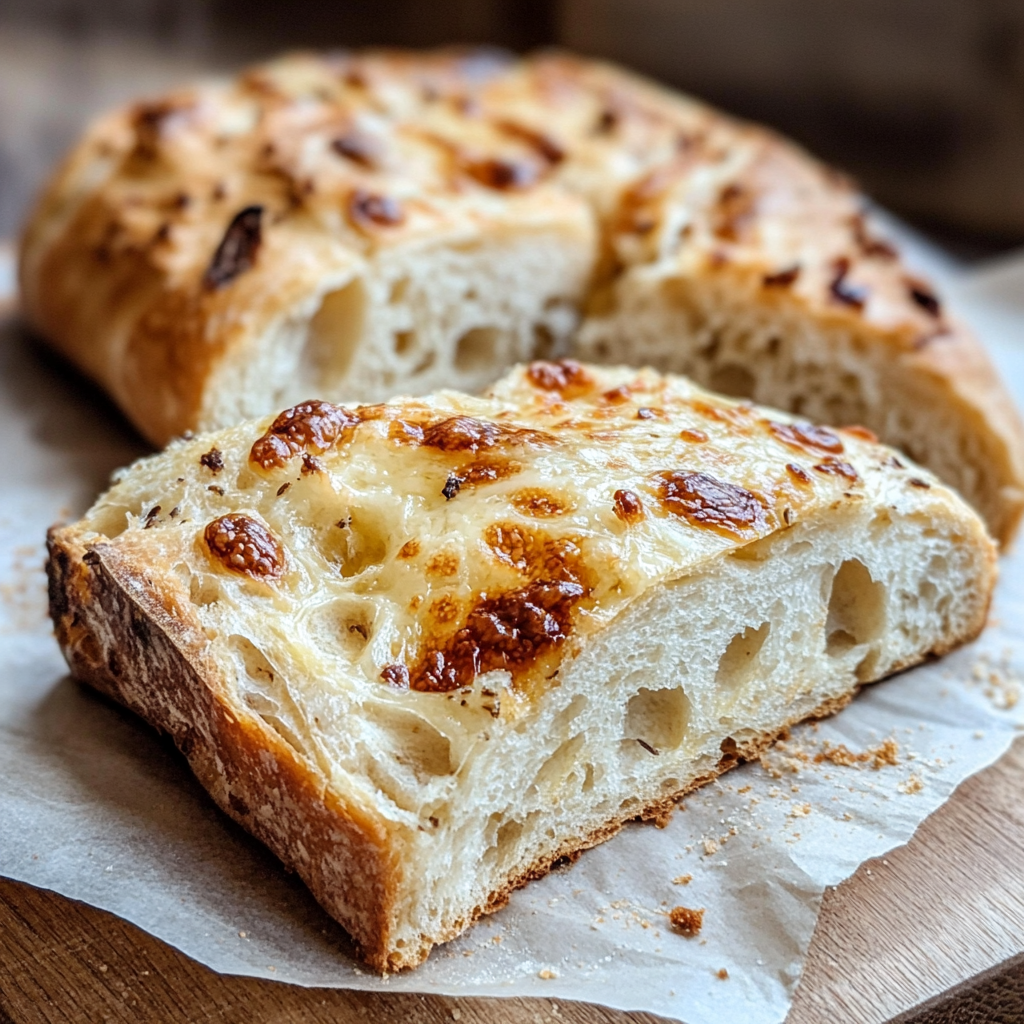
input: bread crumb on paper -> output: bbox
[538,968,558,980]
[716,968,729,980]
[898,774,924,794]
[672,874,693,885]
[669,906,704,937]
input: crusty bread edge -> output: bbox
[46,523,994,972]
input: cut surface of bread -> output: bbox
[20,49,1024,544]
[47,361,996,970]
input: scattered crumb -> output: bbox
[238,931,247,938]
[538,968,558,980]
[814,737,899,769]
[702,837,719,856]
[668,906,704,937]
[652,807,673,829]
[790,803,812,817]
[737,785,751,794]
[717,968,729,980]
[451,1009,462,1021]
[898,774,924,794]
[98,964,108,973]
[672,874,693,886]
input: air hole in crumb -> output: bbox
[389,277,410,304]
[375,708,453,778]
[582,763,596,792]
[413,350,437,375]
[394,330,416,355]
[709,363,755,399]
[826,558,885,656]
[625,686,691,752]
[322,512,390,578]
[454,326,503,373]
[189,573,222,606]
[533,733,585,790]
[305,277,367,387]
[715,622,770,692]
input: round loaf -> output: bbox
[19,48,1024,544]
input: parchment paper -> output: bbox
[2,239,1023,1024]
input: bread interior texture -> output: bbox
[73,440,987,968]
[204,227,588,429]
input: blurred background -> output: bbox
[2,0,1024,250]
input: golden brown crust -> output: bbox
[46,528,404,969]
[18,49,1024,547]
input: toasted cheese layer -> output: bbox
[78,362,966,710]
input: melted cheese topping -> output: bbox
[83,362,943,710]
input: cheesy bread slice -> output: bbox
[47,362,995,969]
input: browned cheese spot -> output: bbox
[669,906,704,937]
[331,131,380,168]
[398,539,420,559]
[463,156,539,190]
[601,385,633,404]
[768,420,844,455]
[679,428,709,443]
[420,416,551,453]
[203,206,263,290]
[841,425,879,443]
[427,552,460,577]
[409,579,586,692]
[712,183,756,242]
[813,458,859,482]
[347,188,404,232]
[613,489,645,524]
[655,471,769,539]
[250,400,360,470]
[510,488,573,517]
[204,514,284,581]
[762,264,801,288]
[200,447,224,473]
[526,360,595,399]
[829,256,868,310]
[786,463,812,486]
[380,664,410,689]
[429,595,462,624]
[494,119,565,164]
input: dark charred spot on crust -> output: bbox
[131,99,191,159]
[203,206,263,290]
[812,458,859,482]
[905,278,942,318]
[786,463,812,485]
[380,664,410,689]
[594,107,619,134]
[228,792,250,817]
[442,473,462,500]
[909,477,931,489]
[655,471,768,539]
[768,420,844,455]
[250,400,360,470]
[347,189,404,231]
[204,514,284,580]
[601,385,632,404]
[712,183,757,242]
[613,489,644,524]
[408,579,587,693]
[420,416,551,453]
[510,488,573,517]
[679,428,709,443]
[494,119,565,164]
[851,214,898,260]
[526,360,594,399]
[331,131,380,168]
[200,447,224,473]
[464,156,539,190]
[828,256,868,310]
[841,425,879,443]
[762,265,801,288]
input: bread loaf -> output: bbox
[19,49,1024,545]
[47,361,996,970]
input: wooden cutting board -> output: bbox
[1,245,1023,1024]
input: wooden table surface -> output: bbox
[1,243,1023,1023]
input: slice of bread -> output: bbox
[19,50,1024,545]
[47,361,996,971]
